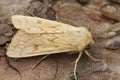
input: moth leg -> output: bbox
[84,50,102,62]
[5,56,22,80]
[32,54,50,69]
[74,52,83,80]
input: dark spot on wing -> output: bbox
[33,45,39,51]
[37,20,41,24]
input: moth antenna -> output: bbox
[74,52,83,80]
[84,50,102,62]
[32,54,50,69]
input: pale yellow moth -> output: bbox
[6,15,101,80]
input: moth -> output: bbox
[6,15,101,80]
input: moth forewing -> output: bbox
[7,28,93,58]
[7,15,94,58]
[11,15,78,34]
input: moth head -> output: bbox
[75,27,94,50]
[77,27,94,48]
[86,30,94,48]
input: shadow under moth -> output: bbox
[6,15,102,80]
